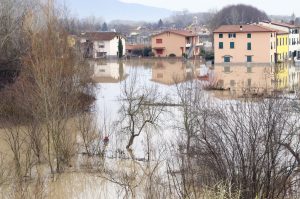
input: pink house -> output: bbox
[151,30,199,58]
[213,25,277,64]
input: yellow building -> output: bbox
[276,32,289,62]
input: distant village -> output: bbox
[67,7,300,65]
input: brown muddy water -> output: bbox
[1,59,300,198]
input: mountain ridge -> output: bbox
[69,0,173,22]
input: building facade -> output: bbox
[260,21,300,59]
[276,32,289,62]
[151,30,200,58]
[213,25,277,64]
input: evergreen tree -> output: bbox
[101,22,108,31]
[158,19,163,28]
[118,38,123,58]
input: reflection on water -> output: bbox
[206,62,300,98]
[151,60,196,85]
[91,60,300,98]
[91,61,127,83]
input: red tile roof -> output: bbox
[213,24,277,33]
[153,30,197,37]
[80,32,122,41]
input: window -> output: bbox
[230,42,235,49]
[247,33,251,38]
[156,49,163,55]
[280,38,282,46]
[156,39,162,44]
[247,79,252,86]
[219,33,223,38]
[271,55,273,62]
[219,42,223,49]
[247,56,252,62]
[228,33,236,38]
[247,42,251,50]
[224,56,230,63]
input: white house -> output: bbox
[259,21,300,59]
[80,32,126,58]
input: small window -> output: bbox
[230,42,235,49]
[247,42,251,50]
[224,56,230,63]
[271,55,273,62]
[219,34,223,38]
[228,33,236,38]
[280,38,282,46]
[247,33,251,38]
[156,39,162,44]
[156,49,163,55]
[247,79,252,86]
[219,42,223,49]
[247,56,252,62]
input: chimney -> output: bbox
[240,25,243,31]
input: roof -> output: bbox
[256,24,289,35]
[152,30,197,37]
[80,32,122,41]
[262,21,299,29]
[213,24,277,33]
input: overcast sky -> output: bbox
[119,0,299,16]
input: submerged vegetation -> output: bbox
[0,0,300,199]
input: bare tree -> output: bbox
[118,70,167,150]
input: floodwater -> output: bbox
[1,59,300,198]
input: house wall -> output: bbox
[214,32,276,63]
[276,34,289,62]
[260,22,300,57]
[152,33,186,57]
[92,37,126,58]
[109,37,126,57]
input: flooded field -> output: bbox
[1,59,300,198]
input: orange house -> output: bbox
[151,30,199,58]
[214,25,277,64]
